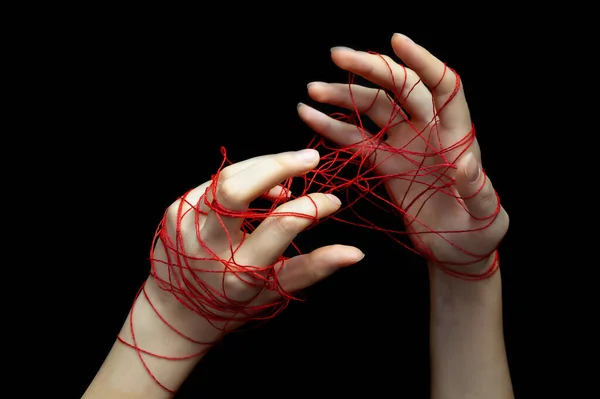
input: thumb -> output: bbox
[456,152,500,221]
[276,245,364,293]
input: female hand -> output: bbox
[298,33,509,278]
[143,149,364,343]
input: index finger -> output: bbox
[202,149,321,237]
[329,47,435,123]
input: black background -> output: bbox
[61,13,545,399]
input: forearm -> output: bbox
[428,262,513,399]
[82,278,218,398]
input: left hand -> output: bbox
[298,33,509,277]
[143,149,364,342]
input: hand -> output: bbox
[143,149,364,342]
[298,33,509,278]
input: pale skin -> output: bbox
[83,34,513,399]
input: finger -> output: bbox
[297,103,395,172]
[164,181,211,246]
[391,33,471,130]
[217,154,272,181]
[455,152,500,220]
[236,193,343,266]
[164,154,275,244]
[158,182,215,292]
[203,149,321,237]
[298,102,372,146]
[262,184,292,200]
[329,47,434,122]
[258,245,364,303]
[307,82,407,135]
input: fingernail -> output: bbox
[307,81,325,88]
[325,193,341,205]
[354,251,365,262]
[394,33,414,44]
[464,153,481,184]
[330,46,354,52]
[297,102,304,109]
[296,148,319,163]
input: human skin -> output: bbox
[83,34,513,399]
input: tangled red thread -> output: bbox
[118,55,502,393]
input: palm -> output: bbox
[379,122,486,265]
[150,183,269,326]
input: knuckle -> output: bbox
[450,71,461,91]
[216,180,240,207]
[477,180,497,210]
[274,214,304,235]
[497,208,510,235]
[219,164,237,181]
[165,199,188,242]
[434,67,461,96]
[457,76,465,94]
[166,200,183,227]
[246,156,289,178]
[381,54,398,71]
[267,154,303,175]
[270,155,292,170]
[308,261,328,282]
[222,272,250,294]
[404,68,422,87]
[270,195,321,234]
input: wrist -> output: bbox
[112,278,219,395]
[83,279,219,398]
[141,276,224,345]
[428,250,499,283]
[427,252,502,311]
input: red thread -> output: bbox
[118,56,504,392]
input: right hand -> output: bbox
[298,35,508,277]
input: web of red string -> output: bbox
[117,56,502,393]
